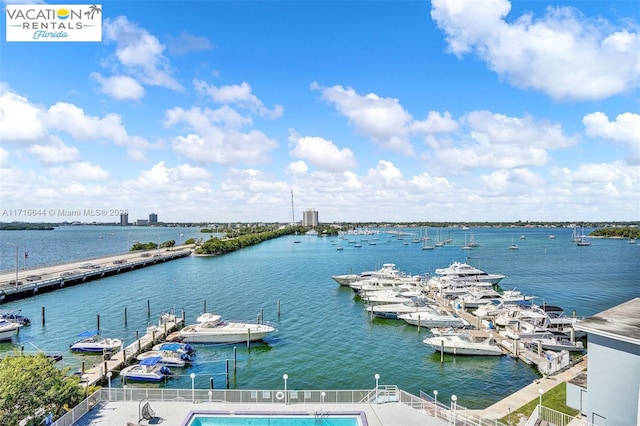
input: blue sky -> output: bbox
[1,0,639,223]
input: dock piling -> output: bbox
[42,306,45,325]
[204,300,206,314]
[97,315,100,332]
[233,346,237,375]
[277,299,280,317]
[225,359,229,389]
[147,299,150,317]
[440,341,444,363]
[247,328,251,351]
[124,307,127,326]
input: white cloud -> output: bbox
[411,111,459,134]
[365,160,405,188]
[46,102,152,149]
[172,131,277,166]
[103,16,183,92]
[49,162,110,181]
[288,131,356,172]
[91,73,145,101]
[0,88,47,143]
[28,136,80,163]
[431,0,640,100]
[286,160,309,176]
[164,106,252,130]
[194,80,283,119]
[313,82,415,155]
[583,112,640,164]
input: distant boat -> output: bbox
[336,246,344,251]
[576,226,591,246]
[628,238,636,244]
[509,237,519,250]
[549,235,556,239]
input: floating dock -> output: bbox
[77,312,184,388]
[0,248,192,304]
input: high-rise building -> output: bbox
[302,209,318,227]
[149,213,158,224]
[120,213,128,226]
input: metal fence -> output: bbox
[419,390,509,426]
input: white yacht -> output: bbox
[136,350,191,367]
[457,289,503,308]
[178,313,277,344]
[399,310,470,329]
[434,261,505,284]
[70,331,123,353]
[424,331,504,356]
[364,297,435,319]
[331,263,403,286]
[0,318,22,341]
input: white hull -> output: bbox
[178,314,277,344]
[399,312,469,329]
[0,327,19,341]
[70,337,122,353]
[120,364,172,382]
[424,334,503,356]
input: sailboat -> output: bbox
[576,226,591,246]
[422,228,434,250]
[509,236,519,250]
[435,229,445,247]
[467,231,480,247]
[462,233,473,250]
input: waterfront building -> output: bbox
[572,297,640,426]
[136,219,149,226]
[302,208,318,227]
[149,213,158,224]
[119,213,128,226]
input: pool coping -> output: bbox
[181,410,368,426]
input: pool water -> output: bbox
[187,414,363,426]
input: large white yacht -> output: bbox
[434,261,505,285]
[178,313,277,344]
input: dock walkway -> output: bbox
[0,248,192,303]
[78,313,184,388]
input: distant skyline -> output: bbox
[1,0,639,223]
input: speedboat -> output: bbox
[120,357,173,382]
[136,350,191,367]
[399,311,470,329]
[0,310,31,326]
[0,318,22,341]
[152,342,195,355]
[70,331,123,353]
[177,313,277,344]
[364,297,435,319]
[434,261,505,285]
[424,332,504,356]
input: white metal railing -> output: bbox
[52,387,437,426]
[419,390,509,426]
[525,405,594,426]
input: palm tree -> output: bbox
[85,4,101,19]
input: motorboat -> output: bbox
[434,261,505,284]
[177,313,277,344]
[120,357,173,382]
[331,263,407,286]
[69,331,123,353]
[399,311,470,329]
[522,331,585,352]
[136,350,191,367]
[0,309,31,326]
[424,331,504,356]
[0,318,22,341]
[152,342,195,355]
[457,289,504,308]
[364,297,435,319]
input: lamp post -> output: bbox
[374,373,380,404]
[433,390,438,418]
[538,388,543,408]
[321,391,325,413]
[190,373,196,403]
[283,374,288,404]
[450,395,457,426]
[6,242,18,288]
[107,371,112,401]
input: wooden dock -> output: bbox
[77,312,184,388]
[0,248,192,304]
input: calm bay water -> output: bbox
[1,225,638,409]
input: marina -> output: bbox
[0,225,638,414]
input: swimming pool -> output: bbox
[184,411,366,426]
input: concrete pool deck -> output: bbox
[71,400,452,426]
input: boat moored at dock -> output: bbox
[177,313,277,344]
